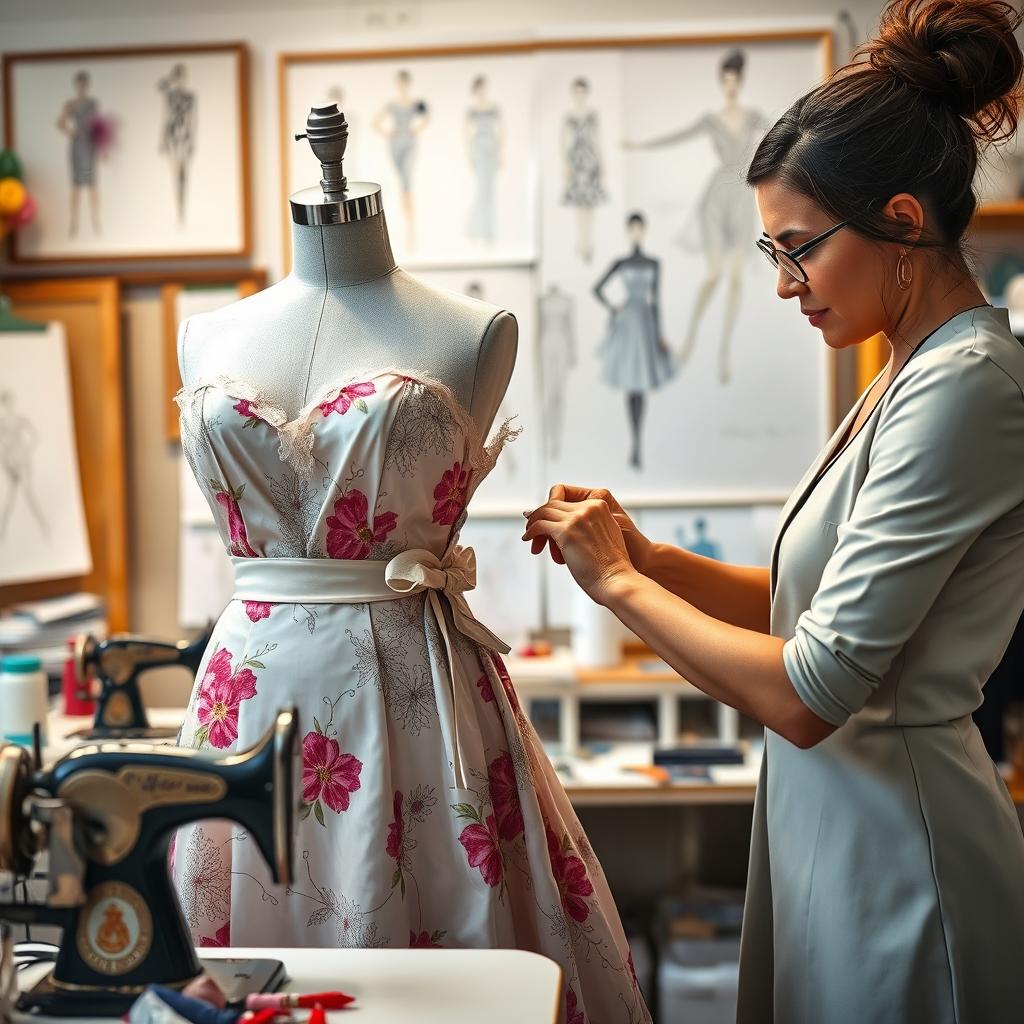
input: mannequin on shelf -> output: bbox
[171,105,650,1024]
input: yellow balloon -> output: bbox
[0,177,27,217]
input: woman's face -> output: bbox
[755,177,893,351]
[720,69,741,102]
[627,218,645,246]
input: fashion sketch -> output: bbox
[158,63,197,225]
[0,391,48,542]
[56,70,102,237]
[593,213,675,470]
[465,281,517,476]
[326,86,360,169]
[465,76,503,245]
[561,77,607,262]
[677,517,722,560]
[373,69,430,250]
[625,50,767,384]
[538,284,576,461]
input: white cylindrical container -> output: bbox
[571,588,622,668]
[0,655,50,748]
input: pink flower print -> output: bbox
[302,731,363,817]
[244,600,272,623]
[213,484,258,557]
[546,827,594,923]
[458,814,503,887]
[233,398,266,427]
[319,381,376,418]
[386,791,404,862]
[487,752,524,841]
[490,653,522,715]
[325,489,398,560]
[566,987,585,1024]
[199,921,230,948]
[168,832,177,873]
[432,461,471,526]
[627,951,640,991]
[409,929,445,948]
[196,648,258,749]
[475,670,495,704]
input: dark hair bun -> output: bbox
[859,0,1023,141]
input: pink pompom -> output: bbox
[9,193,36,227]
[89,114,118,154]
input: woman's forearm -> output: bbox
[603,570,833,748]
[643,542,771,634]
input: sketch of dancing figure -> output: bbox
[593,213,675,471]
[373,70,429,251]
[465,76,503,245]
[56,70,102,237]
[561,77,607,263]
[0,391,48,542]
[158,63,197,225]
[538,284,576,461]
[677,517,722,560]
[625,50,767,384]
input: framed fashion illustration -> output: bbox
[534,30,835,504]
[2,43,252,265]
[279,43,537,269]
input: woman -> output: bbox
[372,70,429,250]
[56,70,101,237]
[625,50,767,383]
[562,77,607,262]
[524,1,1024,1020]
[592,212,675,470]
[464,75,502,245]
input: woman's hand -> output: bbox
[521,490,643,605]
[527,485,654,573]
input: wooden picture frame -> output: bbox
[0,278,129,631]
[160,269,268,441]
[2,42,252,266]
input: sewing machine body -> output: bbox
[0,707,298,1015]
[72,626,212,740]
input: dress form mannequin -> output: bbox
[177,104,517,437]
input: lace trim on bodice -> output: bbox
[174,366,521,478]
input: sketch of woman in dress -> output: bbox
[0,391,48,542]
[538,283,576,461]
[625,50,767,385]
[677,516,722,560]
[158,63,196,225]
[373,69,429,250]
[56,70,101,237]
[562,77,607,263]
[465,75,503,245]
[593,213,674,470]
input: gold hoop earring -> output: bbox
[896,247,913,290]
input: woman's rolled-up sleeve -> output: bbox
[783,347,1024,727]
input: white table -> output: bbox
[16,947,562,1023]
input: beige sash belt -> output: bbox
[231,545,510,788]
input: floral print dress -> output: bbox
[172,368,650,1024]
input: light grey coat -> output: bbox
[737,305,1024,1023]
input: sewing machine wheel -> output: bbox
[0,745,36,877]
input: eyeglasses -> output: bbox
[755,220,850,283]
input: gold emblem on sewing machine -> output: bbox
[76,881,153,976]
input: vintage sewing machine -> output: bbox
[0,706,299,1016]
[71,625,213,739]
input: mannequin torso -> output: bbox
[177,209,517,436]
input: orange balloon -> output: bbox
[0,177,26,217]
